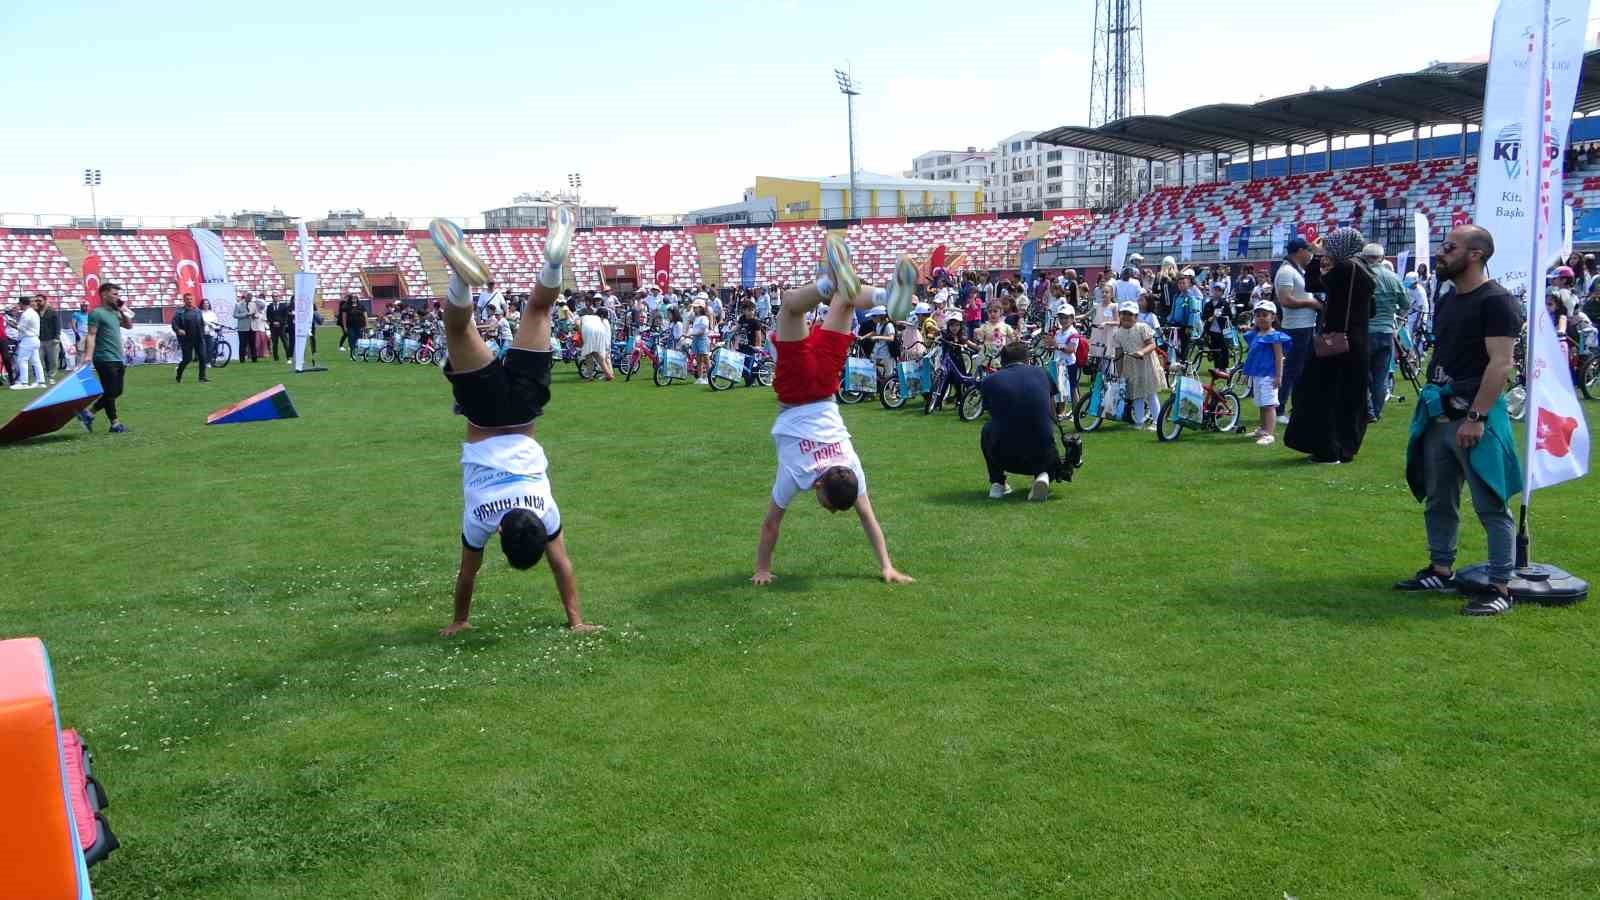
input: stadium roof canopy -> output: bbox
[1035,50,1600,161]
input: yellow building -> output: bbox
[754,172,984,222]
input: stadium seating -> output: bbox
[0,235,77,302]
[713,224,825,286]
[845,217,1034,282]
[464,230,548,294]
[220,232,286,296]
[297,234,432,299]
[80,233,178,307]
[567,229,701,291]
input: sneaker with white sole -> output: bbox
[821,234,862,302]
[1255,434,1275,446]
[886,254,918,322]
[428,218,491,286]
[988,482,1012,499]
[1394,566,1456,592]
[1028,473,1051,501]
[544,206,575,267]
[1461,590,1514,616]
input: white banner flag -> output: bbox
[296,223,312,273]
[1110,233,1131,273]
[1523,0,1590,498]
[1270,223,1287,259]
[1216,227,1232,261]
[1413,212,1430,272]
[190,228,228,282]
[1473,0,1546,307]
[1396,250,1411,276]
[1180,231,1194,262]
[293,272,316,371]
[1561,202,1574,262]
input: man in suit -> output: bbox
[267,292,292,361]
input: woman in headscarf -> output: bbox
[1284,226,1376,464]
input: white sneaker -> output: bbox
[1143,422,1157,432]
[1255,434,1276,446]
[1279,414,1290,426]
[1028,473,1051,501]
[988,482,1012,499]
[8,383,27,391]
[695,378,708,385]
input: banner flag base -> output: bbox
[294,367,328,374]
[1456,562,1588,606]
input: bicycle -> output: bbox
[652,335,711,386]
[1072,355,1142,433]
[879,343,930,410]
[209,325,235,368]
[1156,362,1242,441]
[708,344,775,391]
[922,343,986,421]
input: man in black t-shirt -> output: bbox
[734,300,767,386]
[1394,224,1521,616]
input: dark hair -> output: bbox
[816,466,859,511]
[1461,224,1495,262]
[99,282,120,296]
[499,508,550,570]
[999,341,1029,366]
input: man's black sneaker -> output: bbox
[1394,567,1457,592]
[1462,590,1514,617]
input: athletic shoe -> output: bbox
[988,482,1012,499]
[1311,457,1341,465]
[8,384,27,391]
[1028,473,1051,501]
[1393,567,1456,592]
[821,234,862,302]
[1279,414,1291,426]
[109,423,128,434]
[1255,434,1275,446]
[198,377,209,382]
[544,206,575,267]
[76,410,93,432]
[886,254,918,322]
[1143,422,1157,432]
[1462,590,1514,616]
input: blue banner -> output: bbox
[1019,239,1038,285]
[1234,226,1251,259]
[1576,208,1600,243]
[739,245,757,289]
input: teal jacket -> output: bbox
[1369,265,1411,335]
[1405,385,1522,505]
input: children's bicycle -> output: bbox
[1073,363,1132,432]
[1156,364,1242,441]
[879,344,929,410]
[922,345,985,421]
[708,345,775,391]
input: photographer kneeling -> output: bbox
[978,341,1060,501]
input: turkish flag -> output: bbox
[654,244,671,291]
[1451,210,1471,229]
[929,244,947,273]
[81,254,102,308]
[168,232,203,304]
[1299,223,1320,241]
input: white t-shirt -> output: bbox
[1113,279,1141,305]
[15,307,40,339]
[770,400,867,509]
[691,314,709,337]
[1274,262,1316,329]
[459,434,561,551]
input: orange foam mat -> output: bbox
[0,637,92,900]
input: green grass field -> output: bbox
[5,331,1598,899]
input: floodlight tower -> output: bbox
[834,67,861,220]
[83,168,102,228]
[1088,0,1146,207]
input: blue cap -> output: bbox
[1285,237,1310,255]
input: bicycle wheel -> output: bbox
[212,341,231,368]
[879,376,906,409]
[957,384,985,421]
[652,360,673,386]
[1506,382,1527,421]
[1213,390,1242,433]
[1580,356,1600,400]
[755,359,775,387]
[923,369,946,415]
[1399,354,1423,396]
[619,355,640,379]
[415,346,433,365]
[578,357,598,381]
[1073,391,1105,433]
[378,346,397,364]
[1155,395,1183,441]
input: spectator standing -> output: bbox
[1273,238,1325,422]
[267,292,292,361]
[200,298,219,364]
[345,299,367,358]
[1284,228,1375,464]
[172,293,208,383]
[1395,224,1520,616]
[251,292,269,358]
[235,292,260,362]
[76,283,130,433]
[10,296,44,389]
[35,294,62,383]
[1363,244,1411,422]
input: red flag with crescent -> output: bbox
[654,244,671,291]
[167,232,204,304]
[1450,210,1471,229]
[81,253,103,308]
[930,245,947,273]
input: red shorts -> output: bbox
[773,327,853,406]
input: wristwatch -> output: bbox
[1466,410,1486,423]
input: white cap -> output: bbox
[1252,298,1276,312]
[1117,301,1138,314]
[913,302,931,315]
[867,305,887,317]
[945,310,964,323]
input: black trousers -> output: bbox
[981,424,1058,484]
[346,326,362,356]
[239,330,258,361]
[1205,330,1231,370]
[336,323,348,348]
[91,361,125,421]
[176,339,206,381]
[270,327,289,360]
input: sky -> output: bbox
[0,0,1517,224]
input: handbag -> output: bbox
[1313,264,1356,358]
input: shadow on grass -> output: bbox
[920,488,1072,507]
[1178,575,1459,624]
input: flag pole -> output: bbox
[1516,0,1552,571]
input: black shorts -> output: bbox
[445,348,552,428]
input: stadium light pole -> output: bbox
[83,168,102,229]
[834,68,860,221]
[567,172,583,226]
